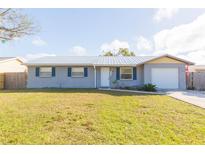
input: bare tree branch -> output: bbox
[0,8,38,41]
[0,36,12,40]
[0,8,11,16]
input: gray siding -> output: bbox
[144,63,186,90]
[109,65,144,88]
[27,64,186,89]
[27,66,95,88]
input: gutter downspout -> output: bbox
[94,65,97,88]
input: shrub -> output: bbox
[142,84,157,92]
[112,80,119,88]
[123,86,140,90]
[117,84,157,92]
[187,86,195,90]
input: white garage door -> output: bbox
[151,68,179,89]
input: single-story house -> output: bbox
[0,57,26,73]
[189,65,205,72]
[187,65,205,90]
[24,54,194,89]
[0,57,27,89]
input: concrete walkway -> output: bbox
[167,90,205,109]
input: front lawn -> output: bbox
[0,89,204,144]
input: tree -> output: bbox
[117,48,135,56]
[102,48,135,56]
[103,51,114,56]
[0,9,38,42]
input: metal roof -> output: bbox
[24,54,194,66]
[95,56,155,66]
[24,56,155,66]
[25,56,98,66]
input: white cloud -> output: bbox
[153,8,179,22]
[178,50,205,65]
[153,13,205,64]
[100,40,129,53]
[69,46,87,56]
[25,53,56,60]
[32,37,47,46]
[135,36,153,51]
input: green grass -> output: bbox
[0,89,205,144]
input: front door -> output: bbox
[101,67,110,87]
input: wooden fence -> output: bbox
[0,72,27,90]
[188,72,205,90]
[0,73,4,89]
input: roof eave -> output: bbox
[137,54,195,65]
[94,64,137,67]
[23,63,94,66]
[0,57,18,63]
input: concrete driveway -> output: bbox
[167,90,205,109]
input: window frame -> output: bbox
[39,67,52,78]
[120,67,133,80]
[72,67,84,78]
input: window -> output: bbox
[40,67,52,77]
[120,67,133,80]
[72,67,84,77]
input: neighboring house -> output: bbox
[189,65,205,72]
[0,57,27,89]
[0,57,26,73]
[24,54,194,90]
[187,65,205,90]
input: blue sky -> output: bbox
[1,9,205,64]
